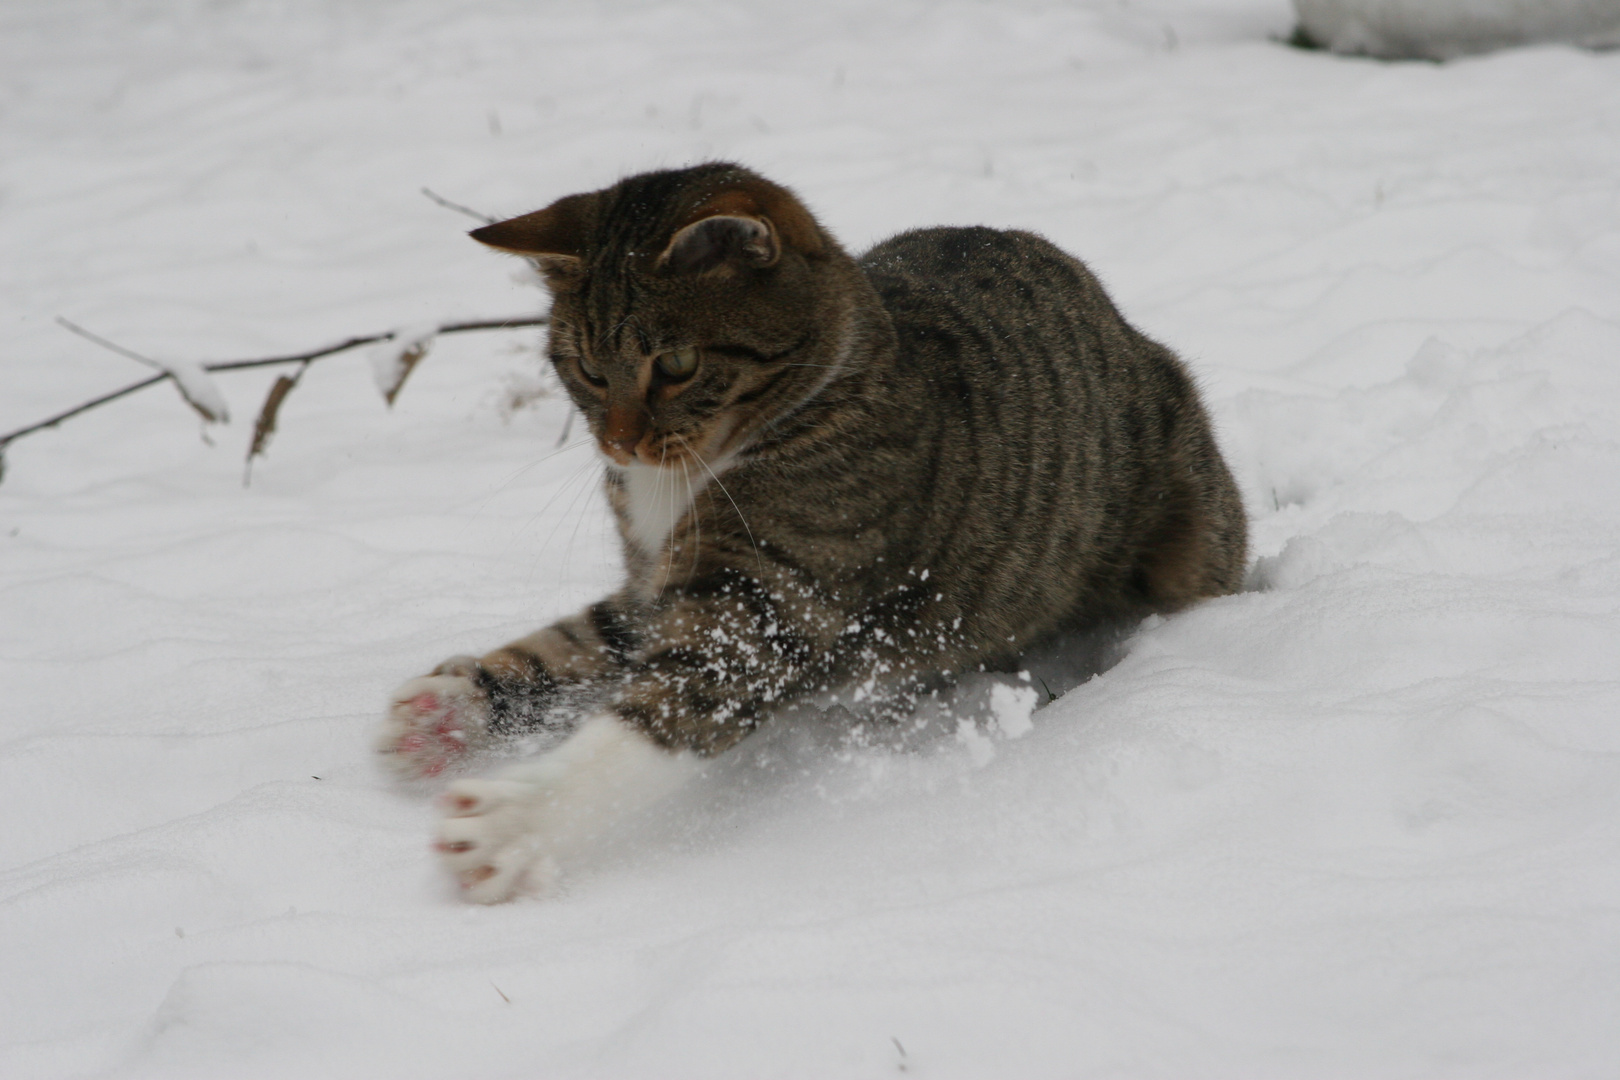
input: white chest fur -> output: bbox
[620,462,709,554]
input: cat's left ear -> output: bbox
[661,213,779,275]
[659,180,825,277]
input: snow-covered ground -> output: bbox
[4,1,1620,1076]
[1293,0,1620,60]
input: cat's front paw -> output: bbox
[434,779,557,903]
[428,714,697,903]
[377,662,491,781]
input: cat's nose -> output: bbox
[604,433,642,464]
[603,404,648,464]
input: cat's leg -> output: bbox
[434,713,698,901]
[429,574,821,900]
[377,598,638,780]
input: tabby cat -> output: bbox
[377,162,1246,902]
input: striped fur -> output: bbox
[390,162,1247,766]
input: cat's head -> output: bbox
[472,163,861,470]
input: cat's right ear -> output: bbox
[469,193,595,290]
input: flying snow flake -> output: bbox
[955,717,995,768]
[989,682,1037,739]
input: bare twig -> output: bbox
[421,187,497,225]
[202,315,547,373]
[55,317,164,369]
[59,316,230,424]
[0,371,169,450]
[0,314,548,459]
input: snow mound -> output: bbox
[1295,0,1620,59]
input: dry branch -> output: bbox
[420,187,497,225]
[0,314,548,485]
[57,318,231,424]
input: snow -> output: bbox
[989,681,1037,740]
[159,358,231,426]
[3,1,1620,1076]
[1294,0,1620,59]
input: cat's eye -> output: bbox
[576,353,606,385]
[656,347,699,380]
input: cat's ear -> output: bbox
[659,180,825,277]
[662,213,779,275]
[469,192,596,289]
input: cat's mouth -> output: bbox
[605,413,745,471]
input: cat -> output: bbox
[377,162,1247,902]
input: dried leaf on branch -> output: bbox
[368,324,439,407]
[0,314,548,486]
[244,360,311,485]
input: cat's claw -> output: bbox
[434,778,556,903]
[377,666,491,781]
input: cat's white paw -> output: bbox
[434,779,558,903]
[429,714,699,903]
[377,667,491,781]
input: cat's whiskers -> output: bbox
[546,456,606,570]
[472,435,595,516]
[659,445,702,602]
[675,432,764,582]
[654,441,679,604]
[557,459,610,590]
[682,466,702,592]
[694,412,749,466]
[481,432,600,586]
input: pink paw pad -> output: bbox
[380,674,486,781]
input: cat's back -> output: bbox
[855,224,1164,409]
[859,224,1077,288]
[851,223,1248,618]
[857,225,1125,344]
